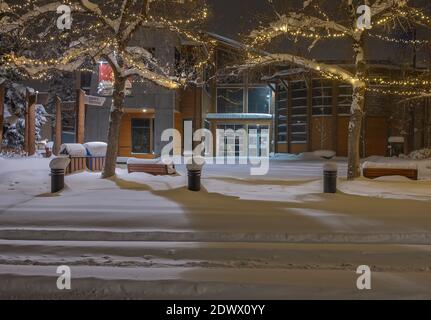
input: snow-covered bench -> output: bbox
[362,161,418,180]
[127,158,176,176]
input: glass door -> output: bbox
[131,118,151,154]
[248,125,269,157]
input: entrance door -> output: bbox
[248,125,269,157]
[217,124,245,157]
[131,118,151,154]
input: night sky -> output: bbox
[206,0,431,66]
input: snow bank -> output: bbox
[364,156,431,180]
[84,142,107,157]
[313,150,336,159]
[59,144,86,157]
[274,150,336,161]
[407,148,431,160]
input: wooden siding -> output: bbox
[364,117,388,157]
[311,117,335,151]
[336,116,349,157]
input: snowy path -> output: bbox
[1,157,431,298]
[0,240,430,299]
[2,265,431,299]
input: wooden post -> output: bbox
[75,89,86,144]
[24,91,30,153]
[25,90,36,156]
[0,84,4,151]
[286,80,292,153]
[332,80,339,153]
[306,76,313,152]
[54,96,62,155]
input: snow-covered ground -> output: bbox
[0,156,431,299]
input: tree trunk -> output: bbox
[347,32,366,180]
[347,84,365,179]
[102,77,126,179]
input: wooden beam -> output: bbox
[287,80,292,153]
[332,80,339,153]
[0,84,4,151]
[26,91,36,156]
[54,96,62,155]
[306,76,312,152]
[75,89,86,144]
[24,90,31,153]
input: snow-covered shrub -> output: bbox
[408,148,431,160]
[2,82,47,150]
[3,118,25,149]
[35,104,48,142]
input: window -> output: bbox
[217,88,244,113]
[291,81,308,143]
[338,84,353,115]
[275,84,287,143]
[312,79,332,115]
[80,72,92,94]
[248,125,270,157]
[131,119,151,154]
[98,62,132,96]
[248,87,271,114]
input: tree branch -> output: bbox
[250,12,351,43]
[241,53,357,85]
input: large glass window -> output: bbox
[291,81,308,143]
[248,87,271,114]
[131,119,151,154]
[217,88,244,113]
[275,84,287,143]
[312,79,332,115]
[338,84,353,115]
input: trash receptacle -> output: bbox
[50,157,71,193]
[186,157,205,192]
[323,162,338,194]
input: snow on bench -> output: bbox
[127,158,176,176]
[362,161,418,180]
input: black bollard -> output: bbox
[51,169,65,193]
[187,156,205,192]
[49,157,70,193]
[188,170,201,192]
[323,163,338,193]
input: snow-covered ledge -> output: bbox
[206,113,273,120]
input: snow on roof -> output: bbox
[388,136,405,143]
[206,113,273,120]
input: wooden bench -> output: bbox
[127,163,175,176]
[65,156,106,175]
[363,168,418,180]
